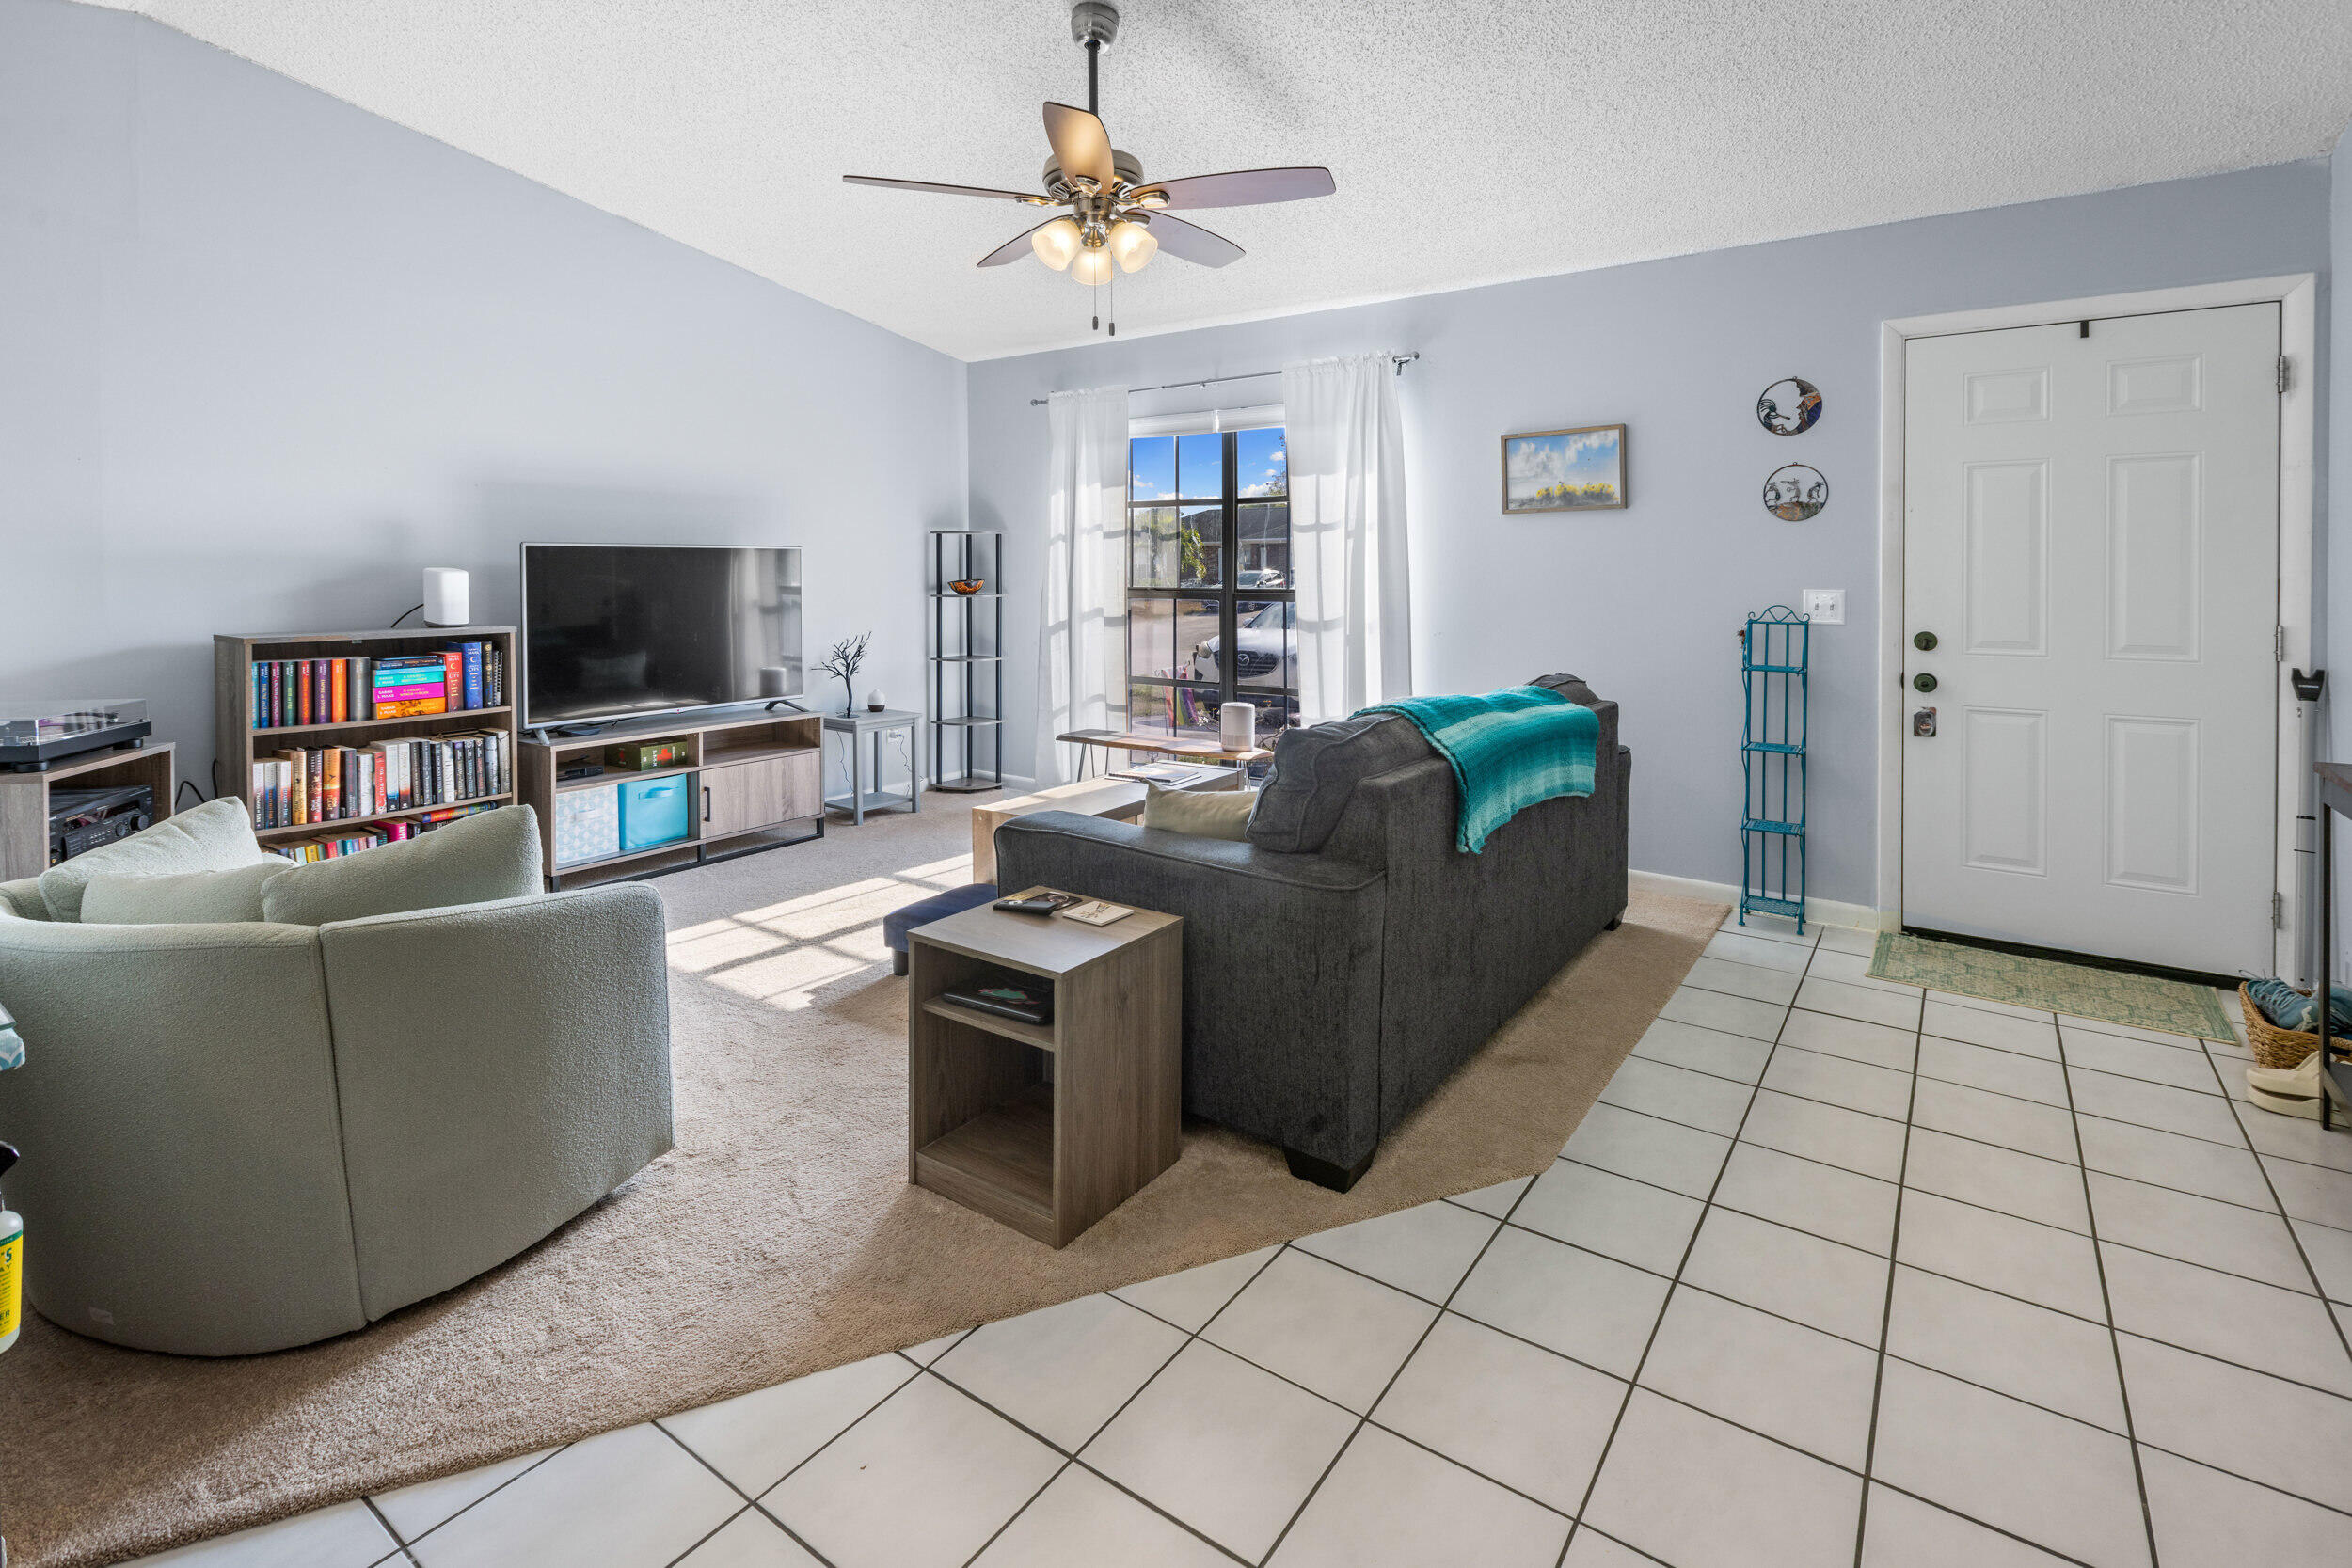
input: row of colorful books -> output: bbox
[249,641,504,729]
[246,730,511,830]
[264,803,499,863]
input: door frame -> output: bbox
[1876,274,2318,980]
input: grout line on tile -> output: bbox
[660,1503,761,1568]
[2129,1439,2352,1523]
[1851,1000,1921,1566]
[652,1420,838,1568]
[953,1457,1079,1568]
[2203,1051,2352,1375]
[1257,1155,1555,1565]
[2054,1022,2163,1568]
[723,1356,920,1505]
[1555,934,1822,1565]
[1865,1479,2111,1568]
[360,1497,421,1567]
[379,1442,572,1552]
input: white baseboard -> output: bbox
[1630,869,1886,932]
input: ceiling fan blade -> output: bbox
[977,221,1056,268]
[1149,214,1245,268]
[1041,102,1115,189]
[1136,166,1336,210]
[843,175,1049,203]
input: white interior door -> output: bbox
[1903,304,2280,976]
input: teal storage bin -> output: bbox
[619,774,692,852]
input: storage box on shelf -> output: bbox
[214,626,519,863]
[518,709,824,889]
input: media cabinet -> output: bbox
[519,708,824,889]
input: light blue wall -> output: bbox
[969,163,2332,907]
[0,0,967,799]
[2330,122,2352,978]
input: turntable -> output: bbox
[0,700,152,772]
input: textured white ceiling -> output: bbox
[87,0,2352,361]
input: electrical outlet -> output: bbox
[1802,588,1845,625]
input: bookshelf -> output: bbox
[214,626,520,852]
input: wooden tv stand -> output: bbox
[519,708,825,889]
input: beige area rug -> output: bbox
[5,800,1722,1568]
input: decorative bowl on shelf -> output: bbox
[949,578,986,596]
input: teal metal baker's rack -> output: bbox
[1740,606,1810,931]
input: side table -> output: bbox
[824,708,921,825]
[906,889,1182,1246]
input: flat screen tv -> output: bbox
[522,544,803,728]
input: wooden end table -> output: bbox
[906,889,1182,1246]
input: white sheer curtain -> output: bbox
[1034,385,1131,784]
[1280,353,1412,721]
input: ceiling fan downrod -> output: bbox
[1071,2,1119,116]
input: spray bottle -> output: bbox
[0,1142,19,1354]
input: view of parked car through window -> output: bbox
[1126,426,1297,737]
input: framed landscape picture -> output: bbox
[1502,424,1627,513]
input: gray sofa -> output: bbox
[0,804,673,1356]
[995,673,1629,1190]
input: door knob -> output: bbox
[1913,673,1938,692]
[1914,707,1937,738]
[1914,631,1938,651]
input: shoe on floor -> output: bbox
[2248,1080,2322,1120]
[2247,1052,2322,1097]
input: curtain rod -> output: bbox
[1028,351,1418,406]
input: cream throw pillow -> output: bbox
[261,804,543,926]
[1140,784,1257,841]
[80,861,288,925]
[38,797,275,922]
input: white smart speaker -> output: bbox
[1220,702,1257,750]
[422,567,470,628]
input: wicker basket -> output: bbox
[2239,983,2322,1071]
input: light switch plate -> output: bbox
[1802,589,1845,625]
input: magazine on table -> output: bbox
[940,970,1054,1025]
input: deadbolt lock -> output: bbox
[1913,673,1938,693]
[1914,631,1938,651]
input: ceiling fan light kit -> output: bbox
[842,2,1335,335]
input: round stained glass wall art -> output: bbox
[1756,378,1823,436]
[1763,465,1828,521]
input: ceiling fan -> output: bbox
[842,1,1335,334]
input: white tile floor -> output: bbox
[134,913,2352,1568]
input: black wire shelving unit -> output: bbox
[930,531,1003,794]
[1740,604,1810,932]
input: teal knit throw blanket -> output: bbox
[1359,685,1599,852]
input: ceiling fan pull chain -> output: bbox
[1108,266,1117,335]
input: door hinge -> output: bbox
[2276,626,2286,662]
[2275,891,2286,929]
[2279,356,2291,394]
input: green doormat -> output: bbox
[1868,932,2235,1041]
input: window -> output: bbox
[1126,424,1295,739]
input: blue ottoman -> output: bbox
[885,883,998,974]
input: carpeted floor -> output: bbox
[4,800,1722,1568]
